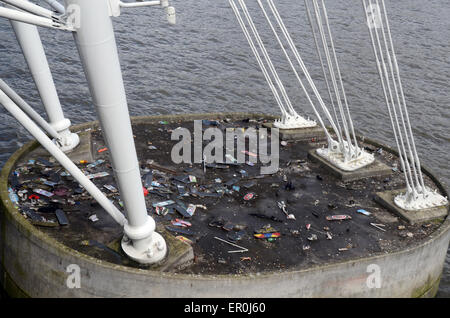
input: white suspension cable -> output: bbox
[0,6,72,30]
[1,0,61,20]
[311,0,354,159]
[362,0,414,191]
[319,0,360,155]
[373,0,420,191]
[304,0,341,134]
[237,0,296,117]
[380,0,426,192]
[40,0,65,14]
[255,0,331,139]
[367,0,417,193]
[228,0,288,119]
[0,79,61,141]
[265,0,343,142]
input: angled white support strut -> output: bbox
[7,2,79,152]
[66,0,167,264]
[0,88,127,226]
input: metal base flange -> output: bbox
[394,187,449,211]
[54,132,80,153]
[121,232,167,264]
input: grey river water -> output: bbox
[0,0,449,297]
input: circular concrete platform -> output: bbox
[0,113,449,297]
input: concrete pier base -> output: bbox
[1,113,449,298]
[308,149,392,181]
[263,122,326,142]
[375,189,449,224]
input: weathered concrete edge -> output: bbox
[0,112,449,297]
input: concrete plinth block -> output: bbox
[151,225,194,272]
[263,122,326,142]
[27,130,93,164]
[374,189,449,224]
[107,225,194,272]
[64,130,94,163]
[308,149,392,181]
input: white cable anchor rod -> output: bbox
[379,0,426,191]
[0,0,60,20]
[41,0,65,14]
[304,0,341,135]
[253,0,331,138]
[0,6,72,30]
[309,0,356,160]
[265,0,342,140]
[372,0,421,191]
[319,0,360,156]
[362,0,414,192]
[229,0,289,121]
[237,0,297,117]
[365,0,417,193]
[0,79,61,141]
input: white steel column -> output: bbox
[66,0,166,264]
[10,15,79,152]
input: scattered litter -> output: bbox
[171,219,192,227]
[166,226,194,236]
[104,184,117,193]
[326,215,352,221]
[98,147,108,153]
[86,172,109,179]
[370,223,386,232]
[277,201,296,220]
[88,214,99,222]
[189,175,197,183]
[55,209,69,226]
[214,236,248,253]
[153,200,175,207]
[254,232,281,239]
[227,230,246,242]
[243,192,255,201]
[357,209,371,216]
[33,188,54,197]
[307,234,318,241]
[155,206,169,216]
[176,236,193,245]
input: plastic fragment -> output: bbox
[243,192,255,201]
[326,215,352,221]
[88,214,99,222]
[176,236,193,245]
[357,209,371,216]
[254,232,281,239]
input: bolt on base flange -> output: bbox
[121,232,167,264]
[53,131,80,153]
